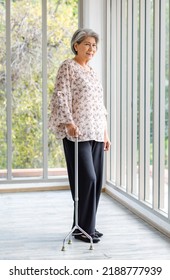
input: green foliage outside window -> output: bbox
[0,0,78,170]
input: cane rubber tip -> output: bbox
[61,246,65,251]
[89,245,94,250]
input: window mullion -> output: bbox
[110,0,117,183]
[127,0,133,194]
[6,0,12,180]
[42,0,48,179]
[159,0,166,210]
[116,0,121,186]
[106,0,111,181]
[145,0,151,203]
[132,0,138,195]
[153,0,160,210]
[139,0,145,201]
[121,0,127,188]
[168,0,170,219]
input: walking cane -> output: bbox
[61,137,93,251]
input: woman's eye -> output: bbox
[84,44,96,48]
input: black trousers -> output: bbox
[63,138,104,235]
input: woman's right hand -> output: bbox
[65,123,79,137]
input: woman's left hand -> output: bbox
[104,130,111,151]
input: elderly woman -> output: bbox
[49,28,110,243]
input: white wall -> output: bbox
[78,0,107,89]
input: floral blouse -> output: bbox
[49,59,107,142]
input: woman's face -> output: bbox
[74,36,97,61]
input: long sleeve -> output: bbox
[49,61,74,137]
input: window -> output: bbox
[0,0,78,183]
[107,0,170,218]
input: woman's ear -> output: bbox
[74,42,78,53]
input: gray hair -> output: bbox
[71,28,99,55]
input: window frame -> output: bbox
[105,0,170,233]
